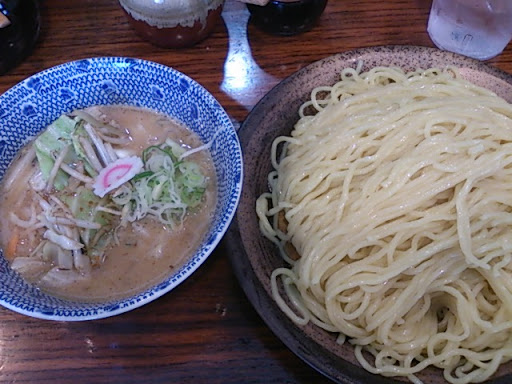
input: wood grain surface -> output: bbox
[1,1,512,383]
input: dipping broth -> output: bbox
[0,105,217,302]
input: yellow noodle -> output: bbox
[256,65,512,383]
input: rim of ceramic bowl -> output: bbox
[0,56,243,321]
[227,45,512,384]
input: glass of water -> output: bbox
[427,0,512,60]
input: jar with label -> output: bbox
[246,0,328,36]
[0,0,41,75]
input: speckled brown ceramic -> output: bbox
[119,0,224,48]
[226,46,512,384]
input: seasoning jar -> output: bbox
[247,0,328,36]
[119,0,225,48]
[0,0,41,75]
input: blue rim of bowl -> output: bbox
[0,57,243,321]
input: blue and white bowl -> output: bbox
[0,57,243,320]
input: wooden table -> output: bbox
[1,1,512,383]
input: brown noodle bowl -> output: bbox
[256,64,512,384]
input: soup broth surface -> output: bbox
[0,106,217,302]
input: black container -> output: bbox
[247,0,328,36]
[0,0,41,75]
